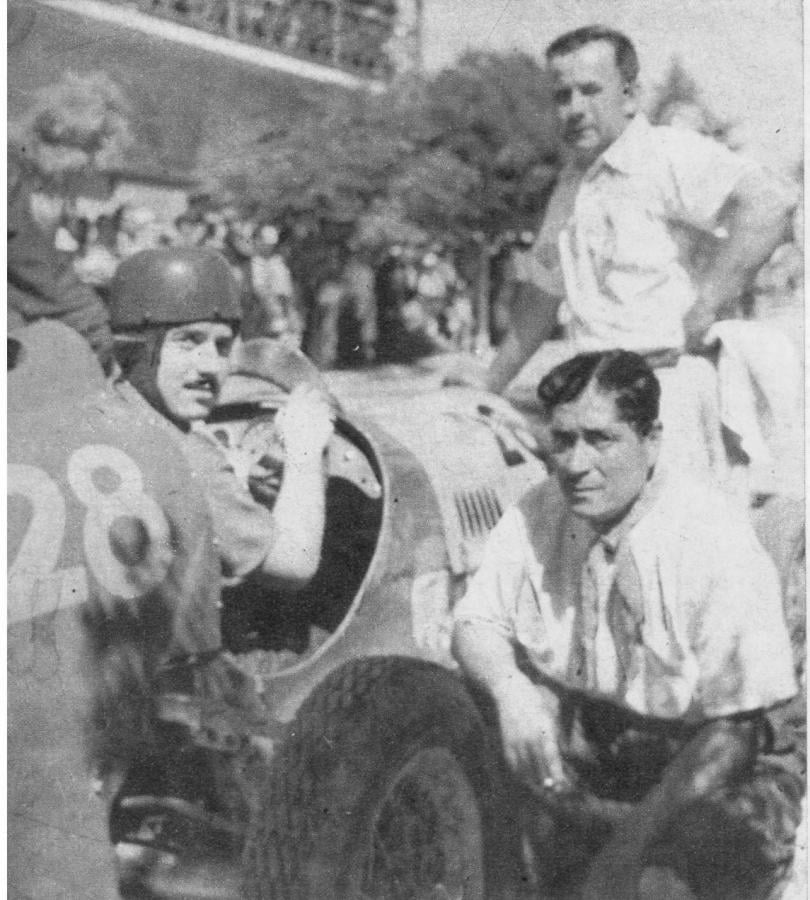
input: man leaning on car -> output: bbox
[478,25,796,487]
[452,350,804,900]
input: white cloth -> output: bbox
[521,114,755,352]
[705,319,804,496]
[454,469,796,721]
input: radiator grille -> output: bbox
[453,488,503,539]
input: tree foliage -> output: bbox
[406,51,558,240]
[9,70,133,178]
[200,50,560,245]
[646,57,736,147]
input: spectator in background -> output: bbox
[222,216,257,322]
[373,243,452,363]
[117,205,158,259]
[174,212,207,248]
[340,247,377,365]
[415,250,448,320]
[374,244,413,362]
[201,213,229,252]
[246,222,302,345]
[442,279,475,353]
[308,245,346,368]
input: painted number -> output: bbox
[8,464,67,606]
[9,444,173,618]
[67,444,173,599]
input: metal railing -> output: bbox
[104,0,398,78]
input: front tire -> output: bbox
[243,656,514,899]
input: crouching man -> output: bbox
[452,350,804,899]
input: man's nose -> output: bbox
[561,438,594,474]
[196,340,225,373]
[567,89,587,118]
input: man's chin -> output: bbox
[565,490,607,520]
[177,396,216,422]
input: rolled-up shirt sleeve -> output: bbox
[658,127,760,232]
[453,506,528,641]
[687,515,797,718]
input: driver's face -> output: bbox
[156,321,235,424]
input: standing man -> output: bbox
[453,350,803,899]
[483,26,795,478]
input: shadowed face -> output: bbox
[548,383,660,529]
[156,321,235,424]
[549,40,638,164]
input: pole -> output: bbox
[475,240,491,356]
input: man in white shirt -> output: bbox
[453,350,803,899]
[481,27,795,484]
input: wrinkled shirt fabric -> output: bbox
[454,468,796,721]
[516,114,755,352]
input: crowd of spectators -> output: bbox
[42,186,803,376]
[37,195,499,369]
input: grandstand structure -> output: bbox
[9,0,423,211]
[32,0,423,85]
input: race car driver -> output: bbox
[107,246,334,602]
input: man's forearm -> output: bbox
[453,620,541,701]
[699,172,796,315]
[486,283,561,394]
[261,454,327,586]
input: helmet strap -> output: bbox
[114,327,190,432]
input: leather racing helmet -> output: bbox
[109,247,242,330]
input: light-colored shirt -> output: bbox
[517,114,755,352]
[453,468,796,722]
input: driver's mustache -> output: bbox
[185,376,218,391]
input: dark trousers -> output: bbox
[521,692,805,899]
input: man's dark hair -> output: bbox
[537,350,660,435]
[546,26,639,85]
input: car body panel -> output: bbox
[8,321,220,898]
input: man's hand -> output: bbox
[682,303,716,353]
[276,384,334,459]
[492,676,567,790]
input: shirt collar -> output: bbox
[569,113,653,181]
[597,461,666,558]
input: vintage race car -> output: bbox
[9,322,805,900]
[9,321,549,900]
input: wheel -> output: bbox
[243,656,516,899]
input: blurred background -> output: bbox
[8,0,803,368]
